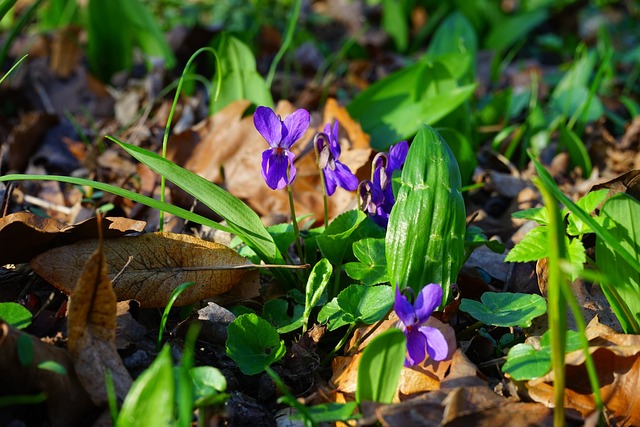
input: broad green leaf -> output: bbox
[87,0,175,82]
[109,137,281,264]
[427,11,477,82]
[386,125,466,305]
[210,33,273,113]
[484,8,548,51]
[316,210,367,266]
[557,124,592,178]
[262,299,304,334]
[502,330,582,381]
[337,284,394,325]
[37,361,67,375]
[595,193,640,333]
[347,59,476,150]
[117,345,175,427]
[317,297,349,331]
[459,292,547,327]
[356,328,406,404]
[344,238,388,286]
[226,314,286,375]
[0,302,32,329]
[550,86,604,123]
[303,259,333,332]
[381,0,408,52]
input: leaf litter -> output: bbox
[2,2,640,427]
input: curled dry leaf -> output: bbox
[31,232,258,308]
[0,321,96,427]
[66,234,132,406]
[0,212,146,265]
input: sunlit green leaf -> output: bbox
[460,292,547,327]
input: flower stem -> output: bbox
[345,307,393,356]
[287,184,304,263]
[319,172,329,227]
[321,323,356,366]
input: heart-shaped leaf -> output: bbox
[226,313,286,375]
[460,292,547,327]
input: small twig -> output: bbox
[23,194,73,216]
[112,256,134,284]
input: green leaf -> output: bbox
[303,259,333,331]
[117,345,175,427]
[226,314,286,375]
[262,299,304,334]
[504,226,547,262]
[381,0,408,52]
[109,137,281,264]
[210,33,273,113]
[344,238,388,286]
[337,284,394,325]
[0,302,32,329]
[459,292,547,327]
[289,402,358,424]
[557,125,592,178]
[566,189,609,236]
[386,125,466,305]
[595,193,640,333]
[426,11,477,82]
[464,226,506,254]
[356,329,406,404]
[316,210,367,266]
[317,298,349,331]
[87,0,175,82]
[191,366,228,407]
[37,361,67,375]
[347,59,476,151]
[512,207,548,225]
[503,330,583,381]
[17,334,33,366]
[485,8,548,51]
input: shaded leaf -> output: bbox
[460,292,547,327]
[344,238,388,286]
[226,313,286,375]
[31,232,258,308]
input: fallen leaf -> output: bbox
[31,232,259,307]
[526,317,640,424]
[0,321,96,427]
[330,314,456,399]
[0,212,146,265]
[66,232,132,406]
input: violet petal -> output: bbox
[281,109,310,147]
[405,328,427,366]
[394,287,417,327]
[419,326,448,361]
[254,106,282,147]
[413,284,443,323]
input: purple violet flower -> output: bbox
[315,122,359,196]
[254,106,310,190]
[394,284,448,366]
[360,141,409,227]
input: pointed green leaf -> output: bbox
[226,314,286,375]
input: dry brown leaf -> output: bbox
[66,234,132,406]
[330,315,456,399]
[31,232,258,307]
[0,321,96,427]
[0,212,146,265]
[526,319,640,425]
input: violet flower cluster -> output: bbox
[253,105,409,226]
[358,141,408,227]
[254,106,359,196]
[394,284,448,366]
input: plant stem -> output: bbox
[346,308,393,356]
[287,184,304,263]
[322,324,356,366]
